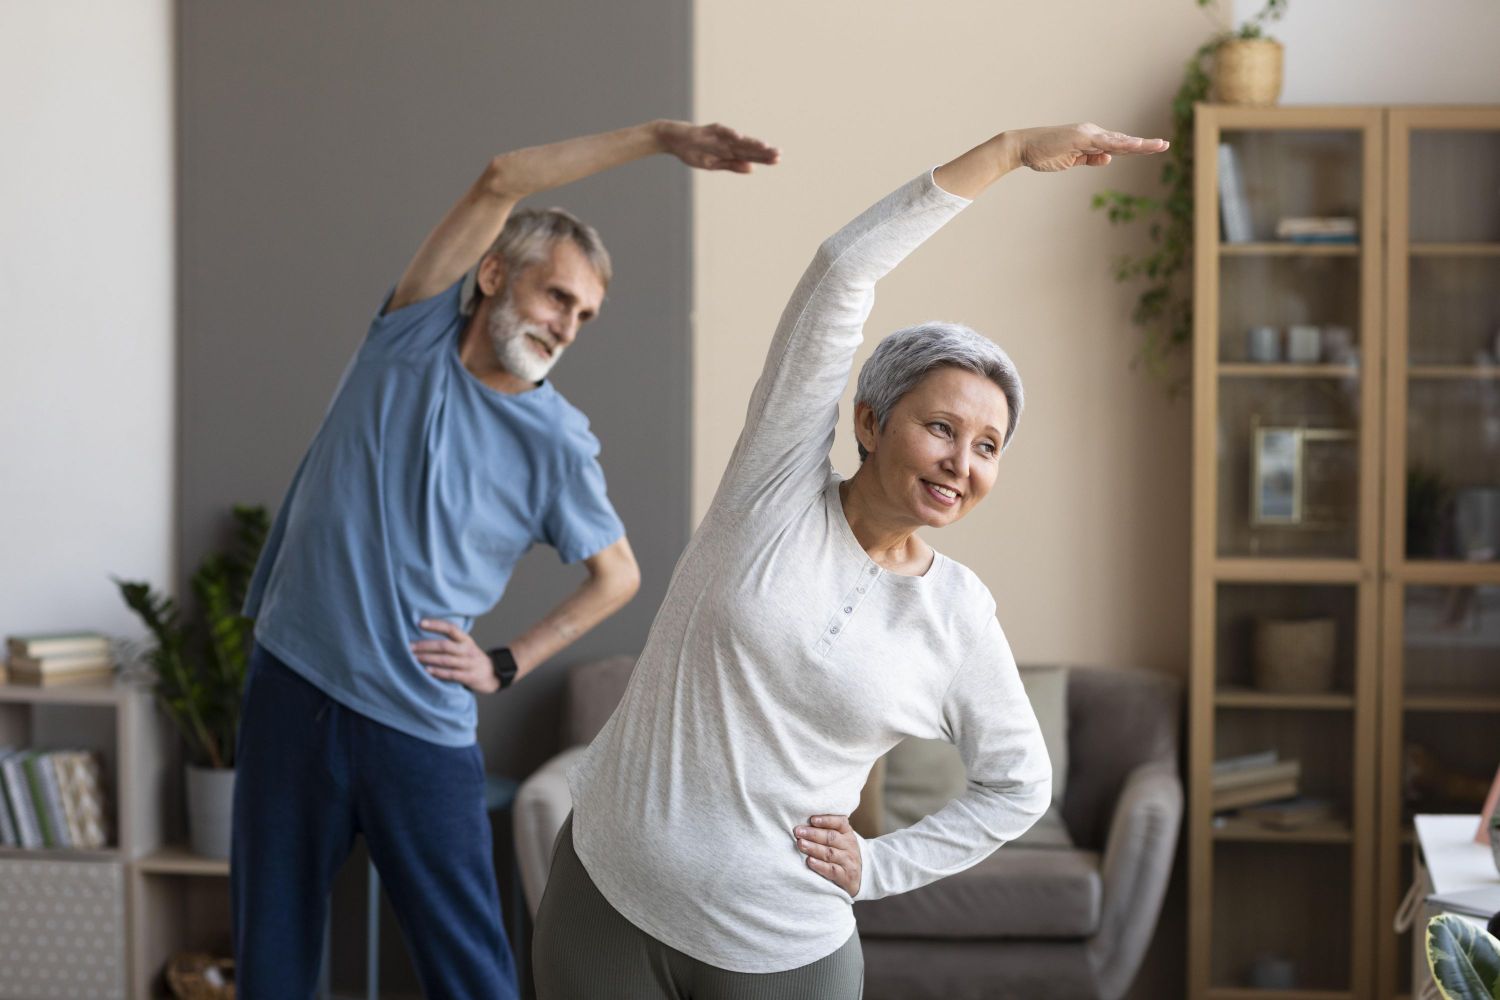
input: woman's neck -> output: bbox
[840,473,933,576]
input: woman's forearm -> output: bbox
[932,131,1023,199]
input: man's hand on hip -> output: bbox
[412,619,499,694]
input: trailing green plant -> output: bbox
[1091,0,1288,387]
[1426,912,1500,999]
[115,504,269,769]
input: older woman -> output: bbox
[534,122,1168,998]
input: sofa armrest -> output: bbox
[513,745,586,917]
[1086,760,1183,1000]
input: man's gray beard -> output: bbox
[487,291,563,383]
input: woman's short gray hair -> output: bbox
[853,322,1023,461]
[461,207,612,313]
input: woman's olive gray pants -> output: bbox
[533,815,864,999]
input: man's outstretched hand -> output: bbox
[657,121,781,173]
[1007,122,1169,172]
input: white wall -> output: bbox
[1233,0,1500,103]
[0,3,174,642]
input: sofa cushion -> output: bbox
[855,846,1102,941]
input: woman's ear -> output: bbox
[853,402,879,457]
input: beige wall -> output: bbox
[693,0,1220,675]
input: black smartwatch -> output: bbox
[487,646,518,690]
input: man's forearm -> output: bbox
[507,568,638,681]
[483,121,669,201]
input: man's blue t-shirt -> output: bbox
[244,279,624,746]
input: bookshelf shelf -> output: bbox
[1215,688,1355,711]
[0,844,122,862]
[1207,991,1353,1000]
[1211,817,1353,844]
[136,845,229,877]
[1409,242,1500,257]
[1219,242,1360,257]
[1402,692,1500,713]
[1408,365,1500,380]
[0,677,145,706]
[1219,363,1360,380]
[1397,561,1500,585]
[1212,559,1365,584]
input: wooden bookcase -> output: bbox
[1189,104,1500,1000]
[0,679,234,999]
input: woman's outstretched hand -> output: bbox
[656,121,781,173]
[935,122,1168,198]
[794,814,863,897]
[1006,122,1169,172]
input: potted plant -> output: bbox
[116,504,269,858]
[1091,0,1289,385]
[1426,912,1500,999]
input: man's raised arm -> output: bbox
[387,120,780,313]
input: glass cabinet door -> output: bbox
[1214,127,1376,562]
[1398,123,1500,563]
[1378,108,1500,1000]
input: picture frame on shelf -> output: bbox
[1251,423,1358,529]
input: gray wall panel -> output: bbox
[178,3,690,989]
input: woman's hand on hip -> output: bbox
[794,815,862,898]
[410,619,499,694]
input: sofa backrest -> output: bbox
[564,655,636,748]
[563,656,1182,853]
[1061,666,1181,851]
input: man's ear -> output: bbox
[476,253,509,298]
[853,401,879,456]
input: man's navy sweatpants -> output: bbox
[231,642,516,999]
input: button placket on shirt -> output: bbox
[814,562,881,655]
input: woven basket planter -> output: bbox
[1215,38,1284,106]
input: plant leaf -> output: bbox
[1426,913,1500,999]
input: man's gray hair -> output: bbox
[853,322,1024,461]
[461,207,612,314]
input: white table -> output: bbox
[1409,814,1499,998]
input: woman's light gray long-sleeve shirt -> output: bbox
[567,168,1051,973]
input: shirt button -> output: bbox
[830,626,840,635]
[843,606,852,614]
[857,586,866,594]
[869,567,879,576]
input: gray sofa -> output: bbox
[513,657,1181,1000]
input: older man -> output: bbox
[232,120,778,999]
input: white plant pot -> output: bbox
[186,765,236,859]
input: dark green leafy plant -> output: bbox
[1091,0,1288,386]
[115,505,269,769]
[1426,913,1500,999]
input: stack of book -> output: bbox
[5,632,115,686]
[0,747,110,850]
[1212,750,1302,812]
[1275,216,1358,244]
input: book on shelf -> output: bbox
[1237,796,1338,830]
[1213,749,1278,775]
[1275,216,1358,243]
[0,748,109,851]
[1,751,44,849]
[1217,142,1254,244]
[0,747,17,847]
[5,649,117,686]
[5,631,109,659]
[1213,778,1301,812]
[1211,759,1301,792]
